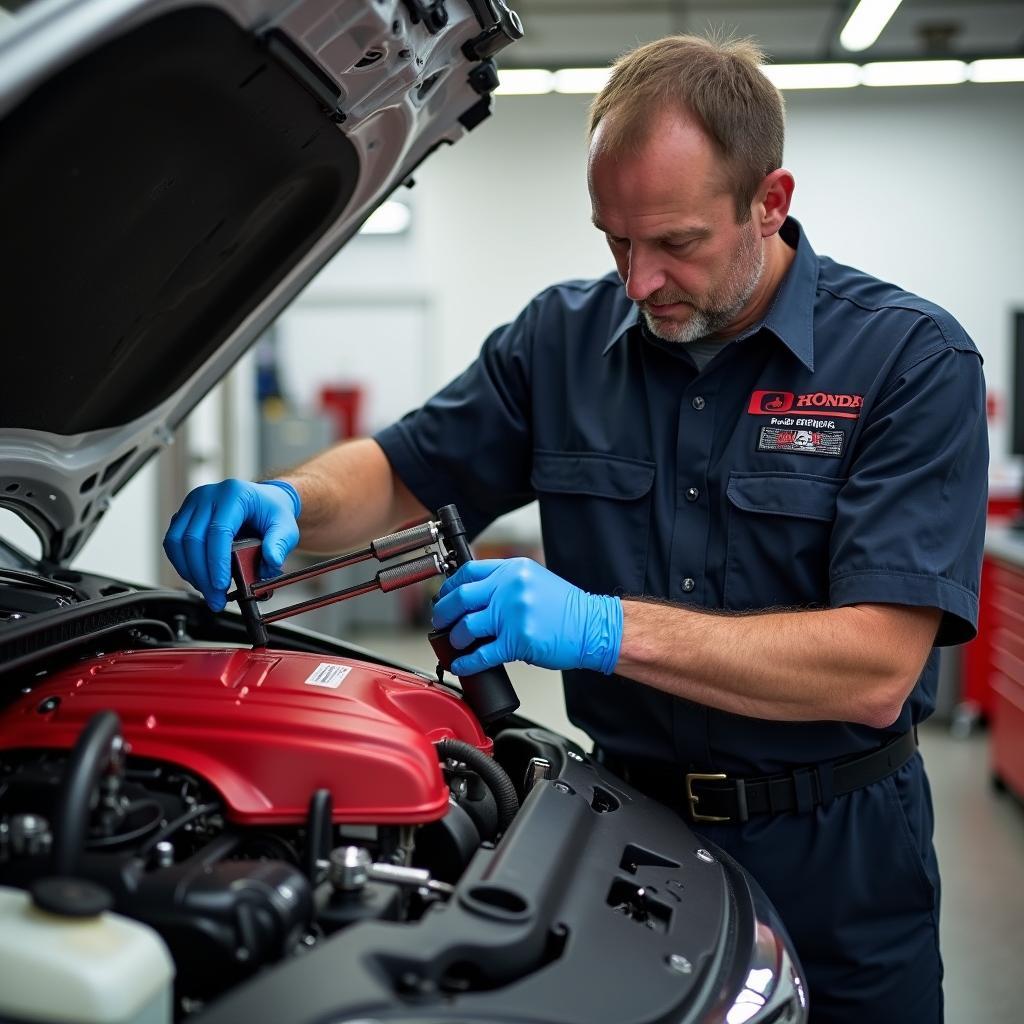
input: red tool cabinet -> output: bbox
[977,530,1024,800]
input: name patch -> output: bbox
[758,425,846,458]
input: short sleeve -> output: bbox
[828,321,988,646]
[373,302,536,540]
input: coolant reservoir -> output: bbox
[0,880,174,1024]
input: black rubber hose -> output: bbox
[304,788,333,883]
[136,801,221,861]
[436,738,519,834]
[52,709,122,876]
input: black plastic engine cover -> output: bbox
[193,735,751,1024]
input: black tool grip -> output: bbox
[458,666,522,725]
[433,504,521,724]
[427,628,521,724]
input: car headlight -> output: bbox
[726,919,808,1024]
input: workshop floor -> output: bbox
[350,627,1024,1023]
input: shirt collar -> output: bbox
[760,216,817,372]
[601,216,819,371]
[603,304,640,354]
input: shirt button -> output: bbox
[685,486,699,502]
[691,396,706,410]
[681,577,696,593]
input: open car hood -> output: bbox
[0,0,520,565]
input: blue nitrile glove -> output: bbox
[162,479,301,612]
[431,558,623,677]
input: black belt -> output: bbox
[597,728,918,824]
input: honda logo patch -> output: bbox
[748,390,862,419]
[758,426,846,458]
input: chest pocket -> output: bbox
[723,471,843,610]
[531,450,655,595]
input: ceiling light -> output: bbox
[554,67,611,94]
[840,0,904,52]
[495,69,554,95]
[862,59,968,86]
[490,57,1010,98]
[358,201,412,235]
[969,58,1024,83]
[762,63,861,90]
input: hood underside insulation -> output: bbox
[0,6,358,434]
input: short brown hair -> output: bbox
[588,35,784,221]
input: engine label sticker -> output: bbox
[304,663,352,689]
[757,425,846,458]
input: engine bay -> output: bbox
[0,645,529,1010]
[0,651,758,1023]
[0,509,805,1024]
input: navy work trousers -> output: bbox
[694,754,943,1023]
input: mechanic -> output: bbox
[164,35,987,1024]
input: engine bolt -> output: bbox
[667,953,693,975]
[329,846,372,893]
[567,750,584,762]
[153,841,175,869]
[553,782,571,794]
[695,848,715,864]
[9,814,51,858]
[523,757,551,794]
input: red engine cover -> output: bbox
[0,648,491,826]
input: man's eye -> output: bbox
[607,235,629,249]
[666,239,697,253]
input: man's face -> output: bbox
[588,110,765,344]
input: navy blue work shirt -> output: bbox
[375,218,988,775]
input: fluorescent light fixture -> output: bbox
[862,59,968,87]
[840,0,904,52]
[554,67,612,94]
[358,200,411,235]
[495,69,554,95]
[492,58,1015,97]
[762,63,861,90]
[969,58,1024,83]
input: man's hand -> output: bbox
[162,479,301,611]
[431,557,623,676]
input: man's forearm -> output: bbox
[279,438,429,554]
[614,600,941,728]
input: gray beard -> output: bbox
[640,233,766,345]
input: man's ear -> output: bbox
[755,168,795,236]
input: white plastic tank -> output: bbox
[0,880,174,1024]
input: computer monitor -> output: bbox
[1011,311,1024,457]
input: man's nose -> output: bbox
[624,247,666,302]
